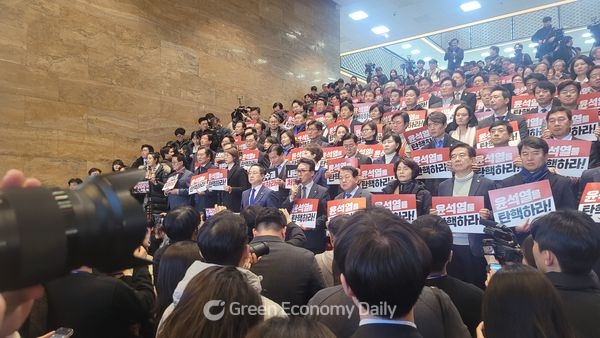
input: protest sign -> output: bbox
[475,146,520,180]
[579,182,600,222]
[207,169,227,191]
[263,167,280,191]
[372,194,417,222]
[357,144,384,160]
[405,110,427,131]
[162,175,178,191]
[291,199,319,229]
[284,164,298,189]
[189,173,208,194]
[241,150,259,169]
[327,198,367,219]
[432,196,485,233]
[326,158,358,185]
[359,164,395,193]
[522,113,546,137]
[571,109,599,141]
[546,139,591,177]
[489,180,555,227]
[412,148,452,179]
[404,125,432,150]
[511,94,538,114]
[475,120,520,148]
[577,92,600,110]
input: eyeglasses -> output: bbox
[548,117,568,124]
[559,89,578,95]
[451,153,469,160]
[362,128,373,132]
[589,73,600,79]
[343,144,356,148]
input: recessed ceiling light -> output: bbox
[503,47,514,53]
[584,38,596,44]
[401,43,412,49]
[528,43,538,48]
[423,57,432,62]
[349,10,368,21]
[582,32,592,38]
[460,1,481,12]
[481,52,490,57]
[411,49,420,55]
[371,25,390,35]
[383,33,389,38]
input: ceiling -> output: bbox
[335,0,571,53]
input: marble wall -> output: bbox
[0,0,340,186]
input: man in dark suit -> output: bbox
[249,208,325,308]
[283,158,330,254]
[166,153,193,210]
[241,164,278,210]
[335,166,372,207]
[477,86,528,140]
[526,81,560,115]
[531,210,600,338]
[436,143,496,289]
[335,208,432,338]
[501,137,577,212]
[452,70,477,113]
[413,214,483,336]
[423,111,460,196]
[131,144,154,169]
[306,120,329,147]
[542,107,599,168]
[342,133,372,165]
[192,147,218,214]
[428,77,462,109]
[267,144,290,205]
[244,132,270,169]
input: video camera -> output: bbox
[0,170,148,291]
[231,106,251,125]
[482,223,523,264]
[400,56,416,77]
[588,18,600,48]
[365,62,376,75]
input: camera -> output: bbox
[365,63,375,74]
[249,242,270,257]
[482,223,523,264]
[231,106,250,125]
[400,56,416,76]
[0,170,148,291]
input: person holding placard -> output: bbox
[373,133,402,165]
[342,133,372,166]
[423,112,461,196]
[436,144,496,289]
[477,86,528,140]
[165,153,193,211]
[192,147,218,215]
[334,166,372,207]
[220,148,249,213]
[283,158,330,254]
[382,158,432,217]
[501,137,577,217]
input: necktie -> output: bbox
[436,139,444,148]
[302,186,307,199]
[249,188,256,205]
[344,193,352,199]
[541,108,548,113]
[496,116,505,121]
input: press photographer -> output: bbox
[444,38,464,72]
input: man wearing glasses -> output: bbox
[341,133,372,165]
[282,158,330,254]
[306,120,329,147]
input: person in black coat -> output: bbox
[220,148,249,212]
[146,152,170,214]
[382,158,432,217]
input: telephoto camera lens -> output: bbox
[0,170,147,291]
[249,242,270,257]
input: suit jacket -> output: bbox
[438,174,497,256]
[351,324,423,338]
[241,185,278,209]
[478,112,528,140]
[193,163,218,212]
[428,96,461,109]
[373,154,401,165]
[500,172,577,210]
[220,163,249,212]
[423,133,461,150]
[283,183,330,254]
[249,235,325,307]
[335,187,372,207]
[167,169,193,210]
[348,152,372,166]
[458,91,477,114]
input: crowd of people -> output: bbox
[3,15,600,338]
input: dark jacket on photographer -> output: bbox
[444,46,464,72]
